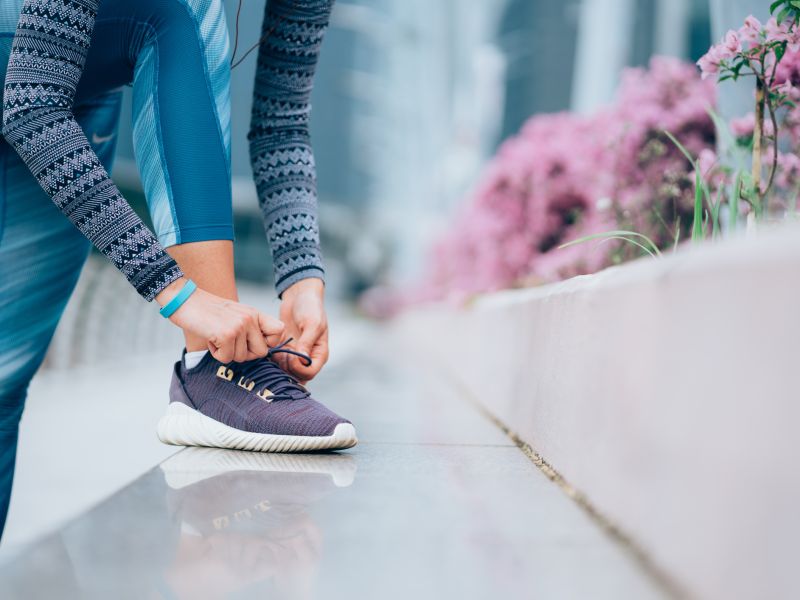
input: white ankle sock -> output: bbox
[184,350,208,369]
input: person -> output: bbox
[0,0,354,539]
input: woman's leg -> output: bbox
[0,93,123,538]
[86,0,238,352]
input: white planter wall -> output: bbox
[398,226,800,600]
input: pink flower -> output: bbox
[738,15,763,46]
[789,27,800,53]
[723,29,742,55]
[697,38,740,80]
[730,113,755,137]
[765,16,791,44]
[697,50,721,79]
[697,148,718,177]
[778,151,800,170]
[776,151,800,189]
[775,80,797,98]
[774,48,800,87]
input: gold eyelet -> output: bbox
[256,388,274,402]
[216,366,234,381]
[237,377,255,392]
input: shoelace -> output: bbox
[238,338,312,402]
[267,338,312,367]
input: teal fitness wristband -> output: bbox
[159,279,197,318]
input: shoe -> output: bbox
[157,342,357,452]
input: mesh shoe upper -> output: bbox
[170,351,349,437]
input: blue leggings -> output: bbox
[0,0,233,536]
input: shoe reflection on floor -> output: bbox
[0,449,356,600]
[159,449,356,598]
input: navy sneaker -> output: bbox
[157,342,357,452]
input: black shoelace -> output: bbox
[238,338,312,402]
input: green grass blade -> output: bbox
[730,170,742,231]
[706,106,736,151]
[711,187,722,239]
[558,230,662,257]
[663,130,695,163]
[596,236,660,259]
[665,129,706,243]
[692,169,704,241]
[673,222,681,253]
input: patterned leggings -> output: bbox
[0,0,232,536]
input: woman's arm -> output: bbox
[2,0,287,363]
[248,0,334,297]
[249,0,335,380]
[2,0,182,301]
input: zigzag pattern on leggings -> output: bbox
[2,0,183,301]
[249,0,333,295]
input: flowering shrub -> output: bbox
[362,7,800,315]
[392,56,716,306]
[608,58,716,248]
[696,12,800,211]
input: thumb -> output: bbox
[293,325,318,366]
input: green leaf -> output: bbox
[775,41,787,64]
[771,0,785,12]
[778,6,791,22]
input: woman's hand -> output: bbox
[156,278,284,363]
[278,278,329,382]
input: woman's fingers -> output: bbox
[209,332,234,363]
[258,312,285,347]
[244,311,269,358]
[166,286,287,364]
[233,328,249,363]
[311,330,329,366]
[289,321,328,381]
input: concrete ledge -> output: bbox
[398,225,800,600]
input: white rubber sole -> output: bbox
[157,402,358,453]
